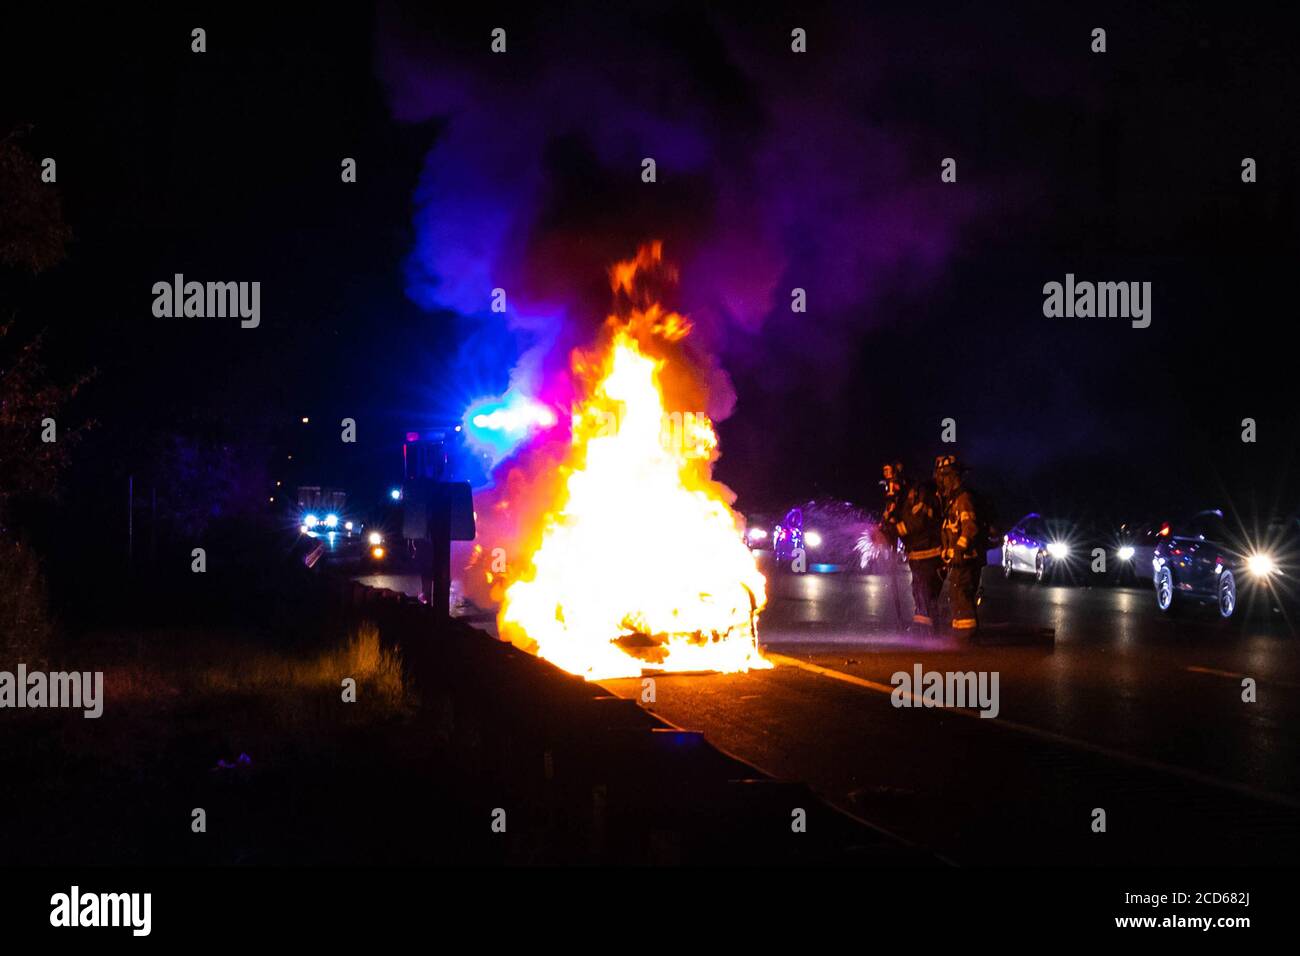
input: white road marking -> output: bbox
[767,652,1300,811]
[596,676,952,865]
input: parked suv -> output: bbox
[1152,509,1297,621]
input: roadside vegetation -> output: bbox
[0,616,493,866]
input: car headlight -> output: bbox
[303,514,319,529]
[324,513,339,529]
[1117,545,1135,561]
[804,530,823,549]
[368,532,383,546]
[1247,553,1277,577]
[748,527,767,541]
[1046,541,1069,559]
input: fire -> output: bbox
[499,244,769,680]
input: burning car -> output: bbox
[496,243,770,680]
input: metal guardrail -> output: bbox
[316,571,932,865]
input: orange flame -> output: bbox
[498,244,769,679]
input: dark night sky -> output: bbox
[3,2,1298,548]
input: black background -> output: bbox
[2,2,1297,574]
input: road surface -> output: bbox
[358,557,1300,864]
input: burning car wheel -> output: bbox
[1155,566,1176,613]
[1217,570,1237,620]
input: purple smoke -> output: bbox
[377,4,1023,419]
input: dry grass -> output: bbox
[2,619,434,865]
[201,620,401,691]
[83,620,413,730]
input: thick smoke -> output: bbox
[376,4,1011,602]
[378,4,989,409]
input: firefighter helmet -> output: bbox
[934,453,965,476]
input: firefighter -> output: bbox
[934,454,981,635]
[879,461,944,631]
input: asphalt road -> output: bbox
[358,556,1300,864]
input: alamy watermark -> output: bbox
[0,665,103,718]
[50,886,151,936]
[1043,273,1151,328]
[891,664,1000,718]
[152,274,260,328]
